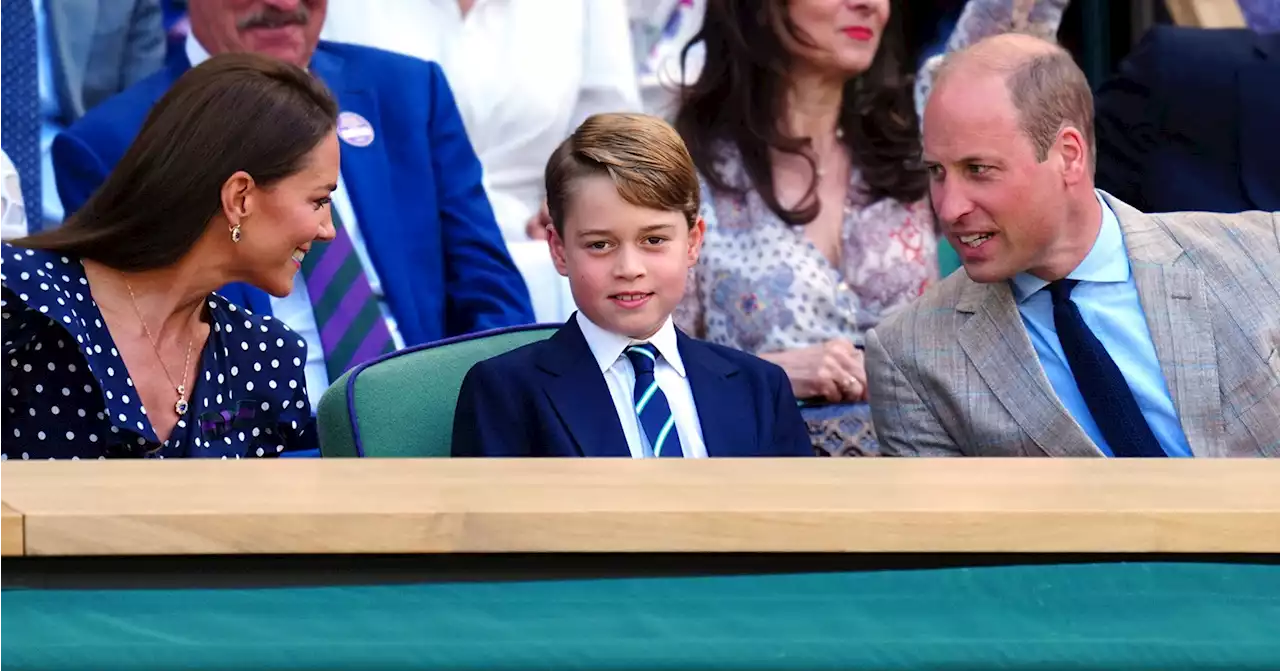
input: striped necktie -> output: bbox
[1,0,42,224]
[300,205,394,380]
[624,344,683,458]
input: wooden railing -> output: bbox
[4,459,1279,557]
[1165,0,1247,27]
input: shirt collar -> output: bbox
[186,32,213,68]
[1010,190,1131,303]
[575,312,686,378]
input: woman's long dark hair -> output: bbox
[674,0,928,226]
[14,53,339,270]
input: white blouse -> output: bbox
[0,150,28,241]
[322,0,642,242]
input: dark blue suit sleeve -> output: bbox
[451,360,532,457]
[771,367,814,457]
[424,63,535,334]
[51,131,110,219]
[1094,27,1168,212]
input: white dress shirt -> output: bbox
[321,0,641,241]
[187,35,404,408]
[575,312,707,458]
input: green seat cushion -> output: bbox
[318,325,559,457]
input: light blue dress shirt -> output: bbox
[1010,193,1193,457]
[34,0,66,226]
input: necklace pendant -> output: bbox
[174,384,189,415]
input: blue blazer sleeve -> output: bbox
[51,131,111,218]
[770,366,815,457]
[451,360,532,457]
[424,65,535,333]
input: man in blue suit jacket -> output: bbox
[1095,26,1279,214]
[52,0,534,407]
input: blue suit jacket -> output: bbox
[52,41,534,345]
[1095,27,1280,214]
[451,317,813,457]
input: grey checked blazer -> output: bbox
[866,193,1280,457]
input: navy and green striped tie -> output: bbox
[300,206,394,380]
[624,344,683,458]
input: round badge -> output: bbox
[336,111,375,147]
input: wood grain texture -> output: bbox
[3,459,1279,556]
[1165,0,1246,27]
[2,502,24,556]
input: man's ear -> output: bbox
[1056,126,1089,186]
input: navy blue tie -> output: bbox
[624,344,683,458]
[1,0,42,224]
[1048,280,1165,457]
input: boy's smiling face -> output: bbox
[549,175,704,340]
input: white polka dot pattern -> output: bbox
[1,245,312,459]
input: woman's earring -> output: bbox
[231,224,242,243]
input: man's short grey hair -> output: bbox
[937,35,1096,169]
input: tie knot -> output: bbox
[625,344,659,375]
[1047,279,1079,305]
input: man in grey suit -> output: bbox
[38,0,165,227]
[866,34,1280,458]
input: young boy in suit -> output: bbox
[451,113,812,457]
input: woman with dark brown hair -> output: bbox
[2,53,341,460]
[674,0,1066,455]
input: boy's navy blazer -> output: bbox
[52,41,534,345]
[452,317,813,457]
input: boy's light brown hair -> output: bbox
[544,113,699,237]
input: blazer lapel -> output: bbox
[48,0,99,120]
[538,320,630,457]
[678,333,754,457]
[308,47,399,281]
[1238,34,1280,212]
[1109,196,1225,456]
[956,280,1100,457]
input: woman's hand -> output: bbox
[760,339,867,404]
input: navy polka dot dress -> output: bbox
[1,245,312,460]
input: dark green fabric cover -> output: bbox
[5,562,1279,670]
[317,326,559,458]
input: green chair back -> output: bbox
[318,325,559,457]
